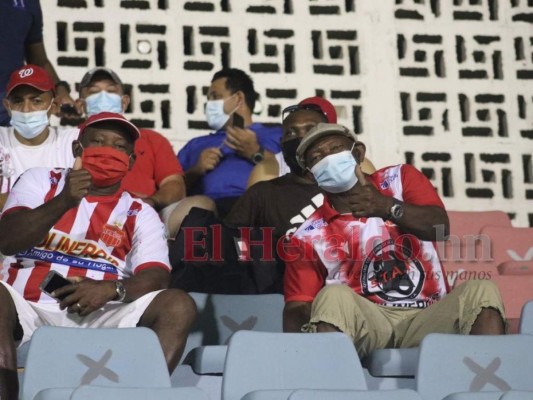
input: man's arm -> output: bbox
[182,147,223,192]
[283,301,312,333]
[246,153,279,188]
[0,163,91,255]
[143,175,186,212]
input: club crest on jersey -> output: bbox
[100,223,126,248]
[360,237,425,303]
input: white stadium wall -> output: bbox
[43,0,533,226]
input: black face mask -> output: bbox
[281,137,305,176]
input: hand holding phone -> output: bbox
[232,113,244,129]
[39,270,71,299]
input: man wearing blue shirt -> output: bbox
[178,68,282,217]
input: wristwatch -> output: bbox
[251,146,265,164]
[114,280,127,302]
[387,198,404,222]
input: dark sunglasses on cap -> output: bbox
[282,103,327,122]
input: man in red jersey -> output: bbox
[0,112,196,400]
[283,123,506,358]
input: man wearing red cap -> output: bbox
[0,112,196,400]
[0,65,79,209]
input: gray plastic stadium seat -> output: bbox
[179,293,284,375]
[289,389,423,399]
[364,348,419,377]
[417,333,533,400]
[67,385,210,399]
[22,326,170,400]
[442,392,507,399]
[501,390,533,399]
[519,300,533,334]
[222,331,367,400]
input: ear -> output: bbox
[49,99,59,117]
[353,142,366,164]
[121,94,131,112]
[2,98,11,117]
[72,140,83,158]
[128,152,136,171]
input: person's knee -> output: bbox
[153,289,197,328]
[460,279,501,300]
[315,284,355,304]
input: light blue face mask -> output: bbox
[204,94,237,131]
[85,91,123,116]
[10,105,51,140]
[310,147,358,193]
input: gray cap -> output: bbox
[79,67,123,90]
[296,122,358,168]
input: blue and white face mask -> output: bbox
[204,94,238,131]
[10,103,52,140]
[310,146,358,193]
[85,91,123,116]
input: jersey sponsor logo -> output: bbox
[380,173,398,190]
[37,232,120,267]
[15,248,118,274]
[100,223,126,248]
[360,237,425,304]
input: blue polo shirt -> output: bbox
[0,0,43,126]
[178,123,282,199]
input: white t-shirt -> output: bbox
[1,167,170,303]
[0,126,78,193]
[274,152,291,177]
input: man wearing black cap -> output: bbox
[283,122,505,358]
[0,112,196,400]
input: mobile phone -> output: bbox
[233,113,244,129]
[39,270,71,298]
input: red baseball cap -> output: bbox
[298,96,337,123]
[6,65,55,96]
[78,112,140,141]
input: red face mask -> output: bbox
[81,147,130,187]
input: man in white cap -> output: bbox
[283,122,506,358]
[0,112,196,400]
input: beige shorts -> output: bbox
[0,281,163,347]
[306,280,506,358]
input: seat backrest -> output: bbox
[183,292,284,361]
[441,211,512,264]
[288,389,423,399]
[500,390,533,399]
[21,326,170,400]
[221,331,366,400]
[478,226,533,269]
[416,333,533,400]
[69,385,210,400]
[519,300,533,334]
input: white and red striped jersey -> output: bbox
[284,164,449,308]
[0,167,170,303]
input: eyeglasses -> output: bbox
[281,103,326,122]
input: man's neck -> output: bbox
[88,183,122,197]
[14,127,50,146]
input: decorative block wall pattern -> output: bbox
[43,0,533,226]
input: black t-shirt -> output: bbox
[224,173,325,239]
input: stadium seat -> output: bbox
[66,385,210,399]
[222,331,366,400]
[364,348,419,378]
[17,340,30,368]
[21,326,170,400]
[179,293,284,373]
[500,390,533,399]
[442,211,512,262]
[497,260,533,275]
[416,333,533,400]
[478,226,533,271]
[288,388,423,399]
[519,300,533,335]
[441,392,506,399]
[489,275,533,322]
